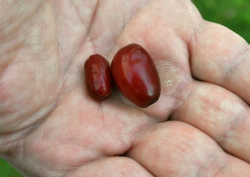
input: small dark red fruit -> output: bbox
[111,44,160,108]
[84,54,113,101]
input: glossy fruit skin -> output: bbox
[111,44,160,108]
[84,54,113,101]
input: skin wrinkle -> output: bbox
[40,123,46,154]
[86,1,144,54]
[99,101,107,127]
[26,155,64,177]
[0,104,55,155]
[69,0,86,26]
[0,94,57,133]
[172,0,202,44]
[174,82,247,150]
[0,37,24,60]
[86,26,122,50]
[171,80,196,118]
[0,1,40,39]
[0,9,39,80]
[55,1,100,98]
[188,21,250,163]
[0,4,60,143]
[128,122,216,176]
[52,0,88,88]
[169,80,194,116]
[217,108,247,148]
[2,0,250,176]
[100,115,129,157]
[52,13,72,90]
[224,45,250,81]
[193,24,250,85]
[183,90,250,161]
[210,161,227,177]
[82,0,100,54]
[67,157,153,177]
[59,0,91,62]
[0,126,32,149]
[41,142,98,167]
[34,98,127,170]
[190,23,250,94]
[29,140,78,176]
[188,20,207,73]
[196,149,226,176]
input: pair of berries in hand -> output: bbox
[84,44,161,108]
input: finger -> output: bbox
[128,121,250,176]
[172,82,250,163]
[190,21,250,104]
[68,157,153,177]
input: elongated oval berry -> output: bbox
[111,44,160,108]
[84,54,113,101]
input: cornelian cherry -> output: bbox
[111,44,160,108]
[84,54,113,101]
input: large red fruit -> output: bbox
[111,44,160,108]
[84,54,113,101]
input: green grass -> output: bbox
[0,158,22,177]
[0,1,249,176]
[193,0,250,43]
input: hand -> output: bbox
[1,0,250,176]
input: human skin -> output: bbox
[0,0,250,176]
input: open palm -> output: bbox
[1,0,250,176]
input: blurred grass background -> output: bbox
[0,158,22,177]
[0,0,249,177]
[193,0,250,42]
